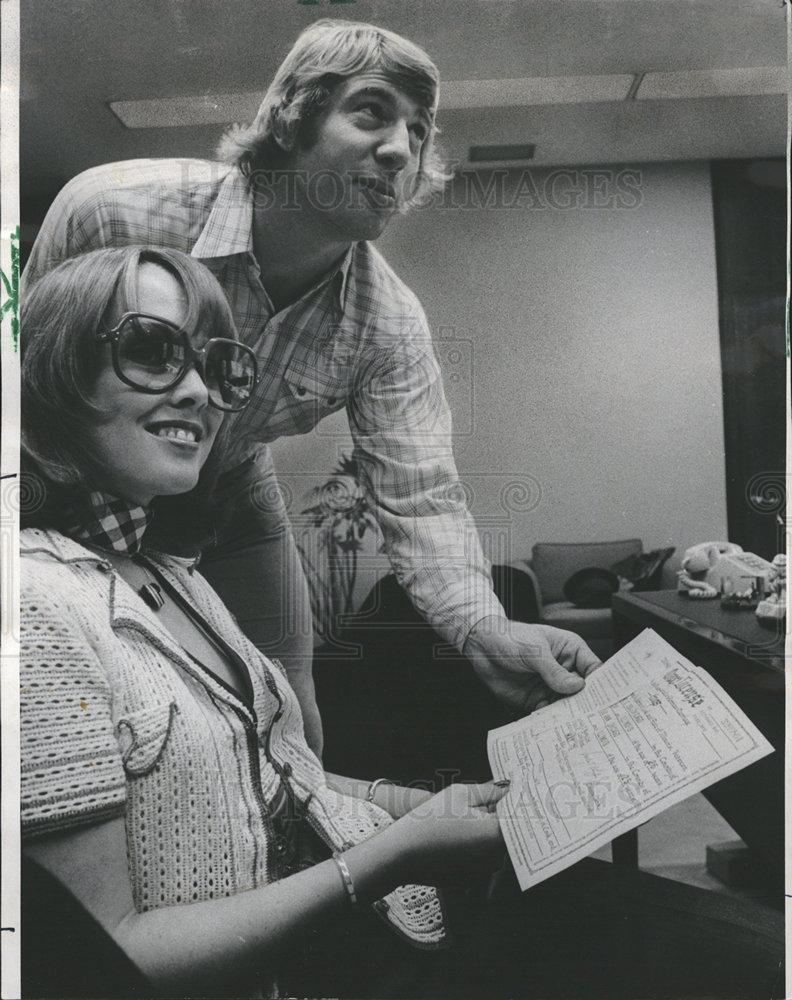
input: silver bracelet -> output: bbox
[332,851,358,906]
[365,777,395,804]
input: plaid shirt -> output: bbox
[23,159,505,648]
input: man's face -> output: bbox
[285,72,432,242]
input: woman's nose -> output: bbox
[169,363,210,407]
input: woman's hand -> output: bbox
[24,784,508,994]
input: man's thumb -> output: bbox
[536,655,585,695]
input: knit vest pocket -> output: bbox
[117,702,178,777]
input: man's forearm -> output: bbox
[377,507,508,652]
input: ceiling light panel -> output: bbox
[637,66,787,100]
[108,66,787,131]
[440,75,634,109]
[110,92,263,129]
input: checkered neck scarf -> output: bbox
[69,491,152,556]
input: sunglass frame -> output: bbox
[97,312,259,412]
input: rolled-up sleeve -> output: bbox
[347,308,506,651]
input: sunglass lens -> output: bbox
[117,317,184,389]
[204,343,257,409]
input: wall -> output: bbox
[272,161,728,599]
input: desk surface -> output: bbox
[612,589,785,675]
[612,588,784,874]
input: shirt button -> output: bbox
[295,386,306,397]
[328,397,337,405]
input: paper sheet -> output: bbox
[487,628,773,891]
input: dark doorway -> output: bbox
[711,160,786,561]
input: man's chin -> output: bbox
[326,210,393,243]
[360,214,394,240]
[358,202,400,237]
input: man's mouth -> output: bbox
[357,176,397,208]
[146,421,203,444]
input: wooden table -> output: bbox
[610,590,785,875]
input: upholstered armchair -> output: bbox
[514,539,644,660]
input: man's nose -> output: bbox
[375,120,412,170]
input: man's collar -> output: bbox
[287,245,355,311]
[191,168,255,260]
[335,247,354,310]
[192,167,355,311]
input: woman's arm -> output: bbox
[25,783,507,997]
[325,772,434,817]
[20,556,505,996]
[24,814,399,997]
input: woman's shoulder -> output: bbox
[21,528,112,600]
[23,526,93,557]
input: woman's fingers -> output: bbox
[465,780,510,810]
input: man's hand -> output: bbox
[462,616,600,715]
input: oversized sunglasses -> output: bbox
[97,313,259,412]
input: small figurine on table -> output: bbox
[677,545,719,599]
[677,542,775,606]
[756,554,786,626]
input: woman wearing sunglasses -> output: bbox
[20,248,783,1000]
[20,247,517,998]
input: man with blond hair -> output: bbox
[24,19,598,756]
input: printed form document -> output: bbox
[488,628,773,891]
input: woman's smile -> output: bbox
[86,263,223,505]
[146,419,205,445]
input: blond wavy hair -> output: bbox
[217,19,450,208]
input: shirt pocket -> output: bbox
[117,702,178,777]
[275,369,348,434]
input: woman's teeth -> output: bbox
[155,427,197,442]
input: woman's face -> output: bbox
[86,263,224,505]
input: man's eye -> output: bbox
[358,102,384,120]
[410,123,428,143]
